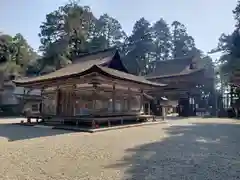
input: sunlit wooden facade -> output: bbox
[14,49,166,127]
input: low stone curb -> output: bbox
[13,121,166,133]
[53,121,166,133]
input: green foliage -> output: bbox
[233,1,240,26]
[38,0,94,70]
[0,34,13,63]
[211,0,240,103]
[213,1,240,78]
[38,1,127,70]
[1,0,203,79]
[123,18,199,75]
[152,19,172,62]
[124,18,154,75]
[213,30,240,81]
[0,33,38,78]
[90,14,126,49]
[171,21,196,58]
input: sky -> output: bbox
[0,0,237,59]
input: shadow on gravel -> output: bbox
[0,124,73,142]
[108,122,240,180]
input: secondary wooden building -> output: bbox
[14,49,167,127]
[146,55,215,116]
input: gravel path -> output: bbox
[0,117,240,179]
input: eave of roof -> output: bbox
[146,68,204,80]
[13,55,113,85]
[14,65,166,88]
[146,56,195,78]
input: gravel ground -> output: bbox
[0,117,240,180]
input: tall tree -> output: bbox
[216,31,240,78]
[210,1,240,105]
[171,21,196,58]
[0,33,38,77]
[38,0,95,70]
[233,0,240,27]
[152,18,172,62]
[88,14,126,51]
[0,34,13,64]
[124,18,153,75]
[12,33,39,73]
[212,0,240,79]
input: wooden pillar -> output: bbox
[92,83,98,116]
[23,88,30,123]
[112,84,116,113]
[73,85,77,117]
[121,117,124,125]
[69,85,76,117]
[56,88,59,115]
[66,90,70,116]
[148,102,151,115]
[39,88,44,122]
[39,89,42,115]
[122,98,125,112]
[127,88,131,112]
[23,88,26,114]
[140,90,143,113]
[92,92,96,113]
[92,119,96,128]
[162,106,166,121]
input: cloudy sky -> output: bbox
[0,0,236,59]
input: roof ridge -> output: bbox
[74,47,117,59]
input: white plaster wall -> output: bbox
[14,87,41,96]
[1,86,41,105]
[1,89,19,105]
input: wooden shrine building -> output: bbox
[14,49,167,127]
[146,55,215,117]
